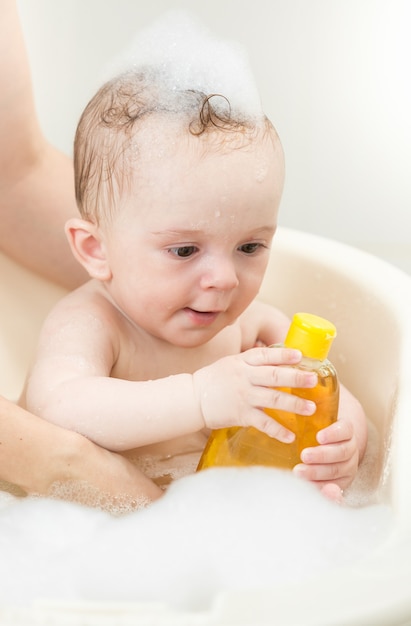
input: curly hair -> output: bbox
[74,70,269,224]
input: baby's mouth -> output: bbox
[183,308,220,326]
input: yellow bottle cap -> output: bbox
[284,312,337,360]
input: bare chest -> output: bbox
[111,323,243,381]
[111,325,242,484]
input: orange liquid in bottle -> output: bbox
[197,313,339,472]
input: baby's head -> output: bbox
[73,69,281,225]
[67,68,285,345]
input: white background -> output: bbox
[17,0,411,273]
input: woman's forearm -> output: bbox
[0,1,86,289]
[0,396,163,504]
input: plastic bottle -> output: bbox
[197,312,339,471]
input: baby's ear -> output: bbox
[65,218,112,281]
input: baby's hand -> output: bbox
[193,346,317,443]
[293,418,360,492]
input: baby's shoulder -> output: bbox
[43,280,120,332]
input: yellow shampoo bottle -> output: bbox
[197,312,339,471]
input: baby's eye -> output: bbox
[169,245,198,258]
[238,242,263,255]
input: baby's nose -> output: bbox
[200,258,239,291]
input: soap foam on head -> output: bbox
[104,10,264,122]
[0,468,393,610]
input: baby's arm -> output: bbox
[24,295,318,452]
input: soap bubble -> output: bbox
[0,467,393,610]
[104,10,264,121]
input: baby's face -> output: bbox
[100,123,285,347]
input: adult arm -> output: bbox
[0,396,163,506]
[0,0,86,289]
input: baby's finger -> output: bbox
[300,441,355,465]
[252,386,316,417]
[242,346,303,367]
[294,457,358,488]
[316,419,354,445]
[250,409,295,443]
[320,483,345,504]
[249,365,317,390]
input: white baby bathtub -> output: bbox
[1,226,411,626]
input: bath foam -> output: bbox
[0,467,392,611]
[104,11,264,121]
[45,480,151,515]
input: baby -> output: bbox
[21,61,367,502]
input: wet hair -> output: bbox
[74,70,271,224]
